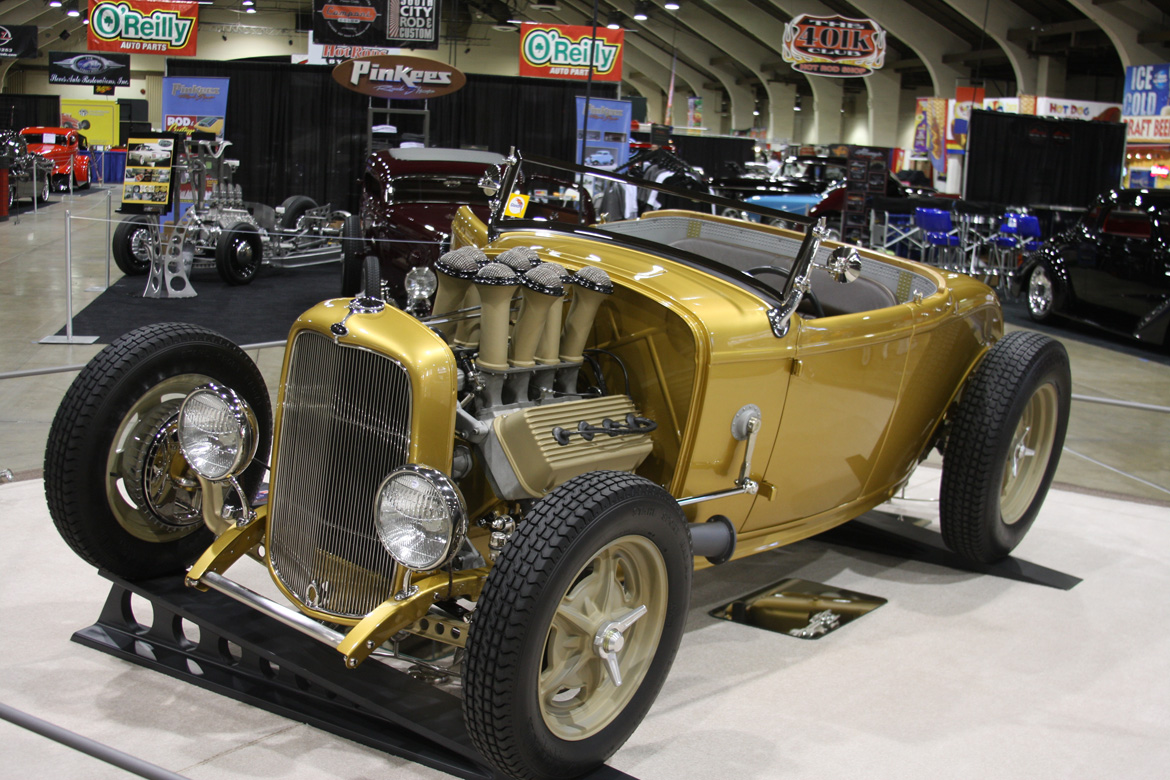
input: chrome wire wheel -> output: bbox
[1028,265,1054,318]
[129,225,152,265]
[539,535,668,741]
[1000,382,1059,525]
[104,373,210,542]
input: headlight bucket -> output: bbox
[375,464,468,572]
[177,383,259,482]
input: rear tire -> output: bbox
[113,214,157,275]
[277,195,317,230]
[44,323,272,580]
[215,221,262,285]
[939,331,1071,563]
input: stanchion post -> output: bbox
[32,163,38,215]
[39,209,99,344]
[105,189,112,288]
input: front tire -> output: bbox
[939,331,1071,563]
[340,214,366,296]
[44,323,273,580]
[464,472,691,780]
[215,221,262,285]
[112,214,157,275]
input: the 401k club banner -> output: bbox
[519,23,623,82]
[88,0,199,57]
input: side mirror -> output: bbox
[823,246,863,284]
[479,164,502,196]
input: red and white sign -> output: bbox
[88,0,199,56]
[781,14,885,77]
[519,23,623,82]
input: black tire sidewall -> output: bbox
[44,324,272,580]
[465,473,691,780]
[277,195,317,230]
[940,332,1071,562]
[216,222,262,285]
[113,215,155,275]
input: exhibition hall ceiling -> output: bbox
[3,0,1167,100]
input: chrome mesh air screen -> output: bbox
[268,330,411,618]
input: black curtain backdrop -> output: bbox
[414,73,618,162]
[0,95,62,131]
[168,58,369,212]
[632,131,756,179]
[965,109,1127,209]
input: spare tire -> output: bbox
[277,195,318,231]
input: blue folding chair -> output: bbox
[914,207,960,268]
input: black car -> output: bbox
[1019,188,1170,347]
[0,130,52,209]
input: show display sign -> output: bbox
[88,0,199,56]
[161,77,230,137]
[576,97,631,168]
[332,55,465,99]
[1123,64,1170,143]
[299,32,397,65]
[123,137,175,208]
[313,0,440,50]
[61,100,119,146]
[781,15,886,77]
[519,23,624,82]
[0,25,38,59]
[49,51,131,86]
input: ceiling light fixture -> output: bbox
[606,11,622,29]
[66,1,80,17]
[48,0,63,8]
[633,1,649,20]
[664,1,680,10]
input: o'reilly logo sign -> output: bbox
[88,0,199,56]
[332,55,465,99]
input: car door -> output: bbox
[1081,204,1154,319]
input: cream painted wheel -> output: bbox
[464,472,691,780]
[940,331,1071,563]
[539,534,668,740]
[44,323,272,580]
[1000,382,1060,525]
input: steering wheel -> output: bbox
[746,265,825,318]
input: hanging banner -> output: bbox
[296,32,398,65]
[88,0,198,56]
[49,51,131,86]
[0,25,38,59]
[1037,97,1121,122]
[61,100,119,146]
[924,97,948,175]
[332,55,464,99]
[949,86,985,153]
[576,96,631,168]
[912,98,930,154]
[313,0,440,50]
[162,77,230,137]
[781,15,886,77]
[687,96,703,129]
[519,23,624,82]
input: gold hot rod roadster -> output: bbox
[45,151,1071,780]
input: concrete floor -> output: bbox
[1,186,1169,778]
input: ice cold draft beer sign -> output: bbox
[88,0,199,56]
[313,0,440,50]
[782,14,885,77]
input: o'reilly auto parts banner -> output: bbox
[520,23,624,82]
[49,51,131,87]
[313,0,440,50]
[162,77,230,137]
[88,0,199,56]
[0,25,38,59]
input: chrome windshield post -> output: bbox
[769,219,829,338]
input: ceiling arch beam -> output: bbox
[939,0,1040,94]
[1061,0,1167,67]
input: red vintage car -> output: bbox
[21,126,91,191]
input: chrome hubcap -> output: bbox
[592,604,647,687]
[1028,268,1053,315]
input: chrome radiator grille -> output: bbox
[268,330,411,618]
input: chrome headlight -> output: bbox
[375,465,467,571]
[177,384,258,481]
[405,265,437,301]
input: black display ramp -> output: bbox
[73,571,637,780]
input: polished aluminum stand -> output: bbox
[73,572,637,780]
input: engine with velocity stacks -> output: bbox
[430,245,655,502]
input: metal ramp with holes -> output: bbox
[73,571,635,780]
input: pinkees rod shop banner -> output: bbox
[88,0,199,56]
